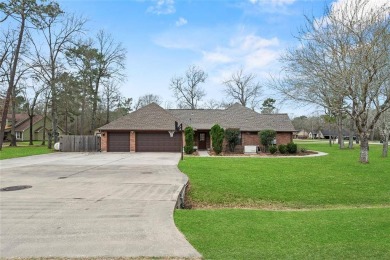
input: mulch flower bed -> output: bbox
[207,150,318,157]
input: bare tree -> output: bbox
[90,30,126,133]
[377,106,390,158]
[1,34,31,146]
[40,89,50,145]
[223,68,262,110]
[30,13,86,147]
[134,93,162,110]
[273,0,390,163]
[22,80,46,145]
[170,65,207,109]
[202,99,225,109]
[0,0,61,150]
[102,80,121,124]
[0,28,14,74]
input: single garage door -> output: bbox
[108,132,130,152]
[136,132,181,152]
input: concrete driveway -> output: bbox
[0,152,200,258]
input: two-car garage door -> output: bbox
[136,132,181,152]
[107,131,181,152]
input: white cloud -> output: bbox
[201,34,281,70]
[249,0,295,7]
[152,27,283,89]
[147,0,175,15]
[175,17,187,27]
[202,51,232,63]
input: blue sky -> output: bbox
[59,0,333,116]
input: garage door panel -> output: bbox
[136,132,181,152]
[108,132,130,152]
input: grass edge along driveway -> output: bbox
[174,143,390,259]
[0,144,53,160]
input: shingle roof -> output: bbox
[99,102,295,132]
[15,115,44,131]
[169,103,295,132]
[99,103,183,131]
[322,128,353,136]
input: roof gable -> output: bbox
[99,103,182,131]
[15,115,44,131]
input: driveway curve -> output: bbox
[0,152,200,258]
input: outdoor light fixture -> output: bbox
[175,121,182,131]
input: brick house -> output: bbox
[98,103,295,152]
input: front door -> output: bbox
[198,132,206,150]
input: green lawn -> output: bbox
[175,143,390,259]
[175,208,390,259]
[179,144,390,209]
[0,143,53,160]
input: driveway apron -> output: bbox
[0,152,200,258]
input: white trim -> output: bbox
[16,131,23,140]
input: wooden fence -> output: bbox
[59,135,101,152]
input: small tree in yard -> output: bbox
[184,126,194,154]
[259,130,276,152]
[225,128,240,152]
[210,124,224,155]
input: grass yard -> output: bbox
[0,143,53,160]
[175,143,390,259]
[175,208,390,259]
[178,144,390,209]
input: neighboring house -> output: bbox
[98,103,295,152]
[322,128,355,140]
[295,129,309,139]
[2,114,65,141]
[308,130,324,139]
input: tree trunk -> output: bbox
[381,129,389,158]
[10,86,17,147]
[41,95,48,145]
[349,118,354,149]
[50,78,58,147]
[80,99,85,135]
[64,107,68,135]
[382,137,388,158]
[48,131,52,149]
[91,80,99,135]
[337,116,344,149]
[359,132,369,164]
[0,86,12,151]
[369,131,375,141]
[0,14,25,151]
[106,95,110,124]
[29,115,33,145]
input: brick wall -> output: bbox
[276,132,293,145]
[242,132,259,146]
[101,131,107,152]
[130,131,135,152]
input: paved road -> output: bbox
[0,153,200,258]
